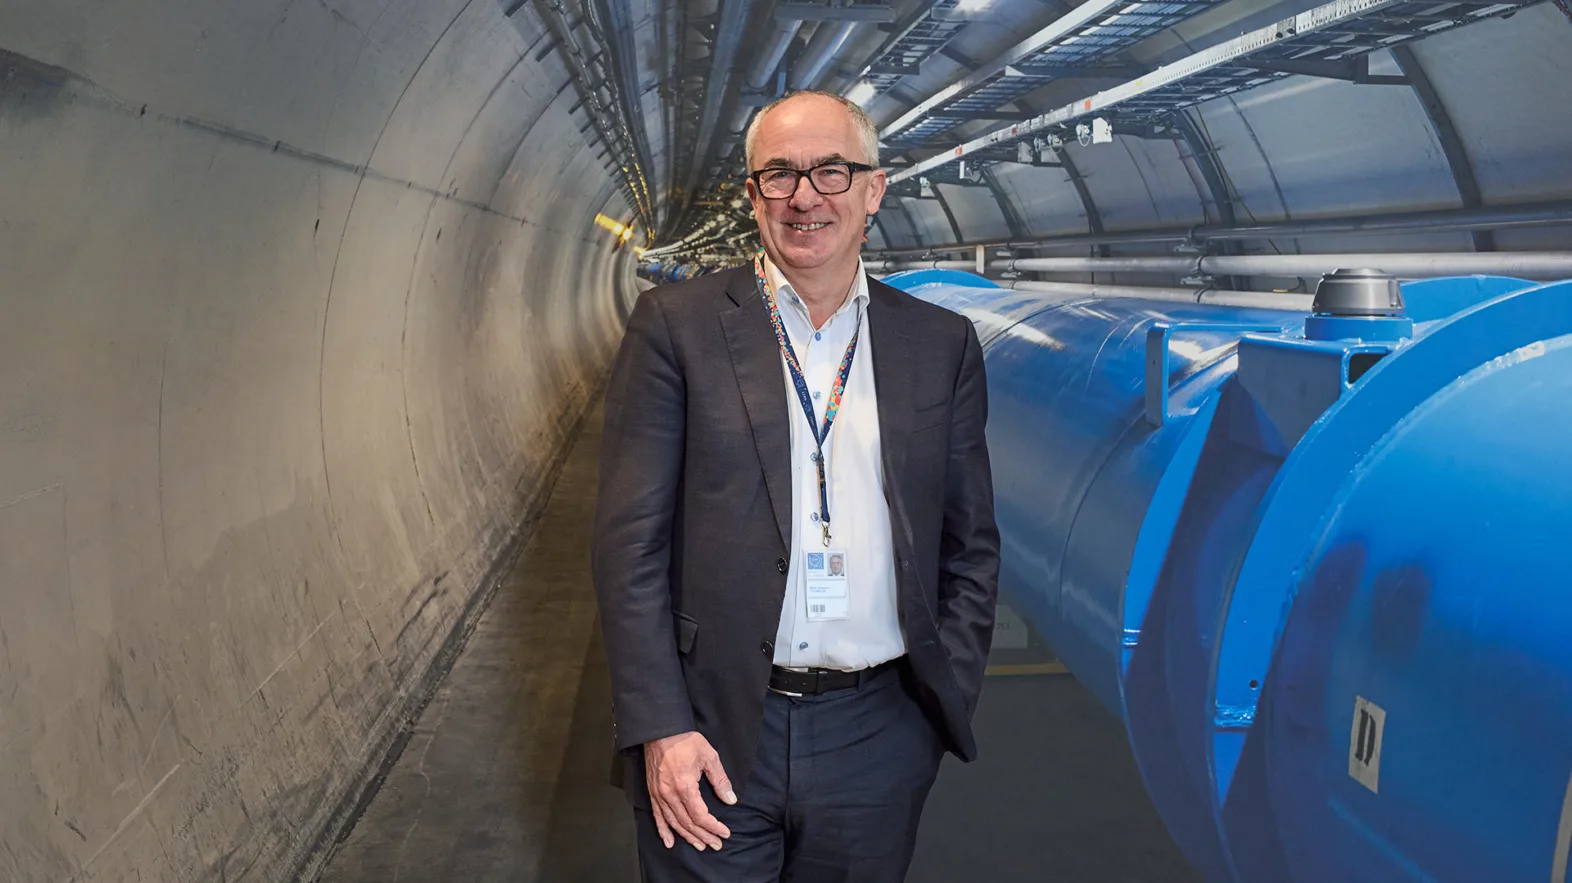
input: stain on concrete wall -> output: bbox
[0,0,639,880]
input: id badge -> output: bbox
[804,548,849,621]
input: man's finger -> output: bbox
[680,780,730,845]
[650,797,675,849]
[704,756,737,805]
[658,784,709,851]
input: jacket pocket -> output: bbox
[673,611,699,655]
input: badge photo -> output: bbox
[806,548,849,580]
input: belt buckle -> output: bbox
[769,666,805,697]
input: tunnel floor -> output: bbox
[312,398,1200,883]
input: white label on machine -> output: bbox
[992,603,1029,650]
[1348,695,1386,793]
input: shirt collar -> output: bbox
[762,254,869,324]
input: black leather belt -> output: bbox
[768,657,902,695]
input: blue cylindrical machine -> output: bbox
[880,267,1572,883]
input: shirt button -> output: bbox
[776,558,788,573]
[798,642,808,650]
[814,332,822,341]
[761,641,774,656]
[810,512,819,523]
[810,452,819,462]
[813,391,821,400]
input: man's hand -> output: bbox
[644,731,737,850]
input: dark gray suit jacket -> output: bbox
[591,264,1000,806]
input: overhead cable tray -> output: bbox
[879,0,1224,146]
[857,0,973,94]
[887,0,1539,183]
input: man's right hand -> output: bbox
[644,730,737,851]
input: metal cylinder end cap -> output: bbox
[1312,268,1405,317]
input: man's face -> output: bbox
[745,95,886,274]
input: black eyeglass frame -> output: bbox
[748,161,879,199]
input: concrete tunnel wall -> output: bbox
[0,1,642,880]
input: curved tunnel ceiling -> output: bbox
[0,0,1568,880]
[860,0,1572,260]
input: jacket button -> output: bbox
[776,558,787,574]
[760,641,773,656]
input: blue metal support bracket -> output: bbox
[1232,336,1402,457]
[1146,322,1281,427]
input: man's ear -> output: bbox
[864,168,887,215]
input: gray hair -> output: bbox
[743,90,880,172]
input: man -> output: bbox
[592,89,1000,882]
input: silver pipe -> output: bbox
[718,17,804,161]
[1001,280,1309,311]
[862,199,1572,258]
[1219,204,1572,241]
[723,104,754,157]
[1003,256,1198,274]
[1197,290,1314,310]
[789,22,858,90]
[1197,252,1572,280]
[729,102,754,135]
[865,259,974,271]
[858,272,1311,311]
[1001,252,1572,281]
[748,19,802,90]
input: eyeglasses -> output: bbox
[749,161,877,199]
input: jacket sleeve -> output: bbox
[591,290,694,753]
[935,319,1001,719]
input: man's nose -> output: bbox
[788,174,825,209]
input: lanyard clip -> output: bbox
[821,522,831,547]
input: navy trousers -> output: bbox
[633,663,946,882]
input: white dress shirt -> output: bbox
[763,255,906,671]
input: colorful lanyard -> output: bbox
[753,253,861,547]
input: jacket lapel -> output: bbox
[719,269,793,551]
[868,276,915,502]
